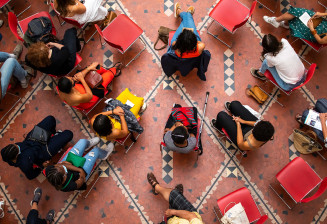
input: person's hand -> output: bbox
[42,161,50,167]
[74,72,85,82]
[312,12,324,19]
[233,116,245,124]
[319,113,327,121]
[113,106,125,116]
[174,122,184,127]
[46,42,56,48]
[165,209,175,217]
[79,168,86,178]
[88,62,99,71]
[307,19,314,31]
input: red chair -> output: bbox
[49,53,82,78]
[258,63,316,107]
[270,157,327,209]
[0,84,21,122]
[207,0,257,48]
[94,14,146,67]
[0,0,31,17]
[214,187,268,223]
[8,11,56,43]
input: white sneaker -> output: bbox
[280,21,289,29]
[101,142,114,160]
[104,98,113,105]
[20,75,31,89]
[86,137,100,151]
[263,16,280,28]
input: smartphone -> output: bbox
[96,64,100,70]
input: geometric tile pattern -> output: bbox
[161,145,173,184]
[224,49,235,96]
[103,0,117,11]
[288,133,300,161]
[280,0,290,14]
[164,0,174,17]
[163,76,175,90]
[103,49,114,68]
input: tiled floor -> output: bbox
[0,0,327,223]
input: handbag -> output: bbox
[28,125,52,157]
[66,152,86,168]
[293,129,323,154]
[154,26,175,51]
[85,71,103,88]
[221,203,250,224]
[246,85,268,104]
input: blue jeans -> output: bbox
[62,139,107,179]
[260,59,305,91]
[0,52,27,99]
[168,12,201,54]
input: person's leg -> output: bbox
[82,147,101,179]
[167,189,196,212]
[46,130,73,158]
[62,28,80,54]
[275,12,295,22]
[215,111,238,144]
[0,52,14,62]
[26,207,47,224]
[229,101,257,122]
[35,115,57,134]
[61,139,89,161]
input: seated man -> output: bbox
[297,98,327,147]
[163,104,197,154]
[1,116,73,180]
[91,88,145,141]
[147,172,204,224]
[57,62,122,109]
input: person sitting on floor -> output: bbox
[263,7,327,44]
[91,88,145,141]
[170,3,205,58]
[163,104,197,154]
[0,46,32,102]
[25,28,81,77]
[211,101,275,151]
[250,34,305,92]
[296,98,327,148]
[147,172,204,224]
[26,187,55,224]
[1,115,73,180]
[45,137,113,192]
[57,62,122,109]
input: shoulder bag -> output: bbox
[28,125,52,157]
[84,71,103,89]
[293,129,323,154]
[154,26,175,51]
[246,85,268,104]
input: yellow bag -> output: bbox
[246,85,268,104]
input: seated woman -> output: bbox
[57,62,121,109]
[1,116,73,180]
[169,2,205,58]
[163,104,197,154]
[45,138,113,192]
[211,101,275,151]
[250,34,305,91]
[91,88,145,141]
[263,7,327,44]
[25,28,81,77]
[296,98,327,148]
[54,0,108,25]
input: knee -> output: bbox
[230,101,242,111]
[217,111,228,121]
[62,130,73,140]
[45,115,56,123]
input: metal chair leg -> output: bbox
[206,20,232,48]
[124,37,146,67]
[16,0,31,17]
[0,92,21,122]
[258,82,284,107]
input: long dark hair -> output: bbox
[55,0,76,17]
[172,29,197,57]
[261,34,283,57]
[46,166,64,190]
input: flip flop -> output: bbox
[112,62,123,77]
[187,6,195,15]
[174,2,181,18]
[147,172,159,195]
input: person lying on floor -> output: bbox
[91,89,146,141]
[1,115,73,180]
[163,104,197,154]
[250,34,305,92]
[57,62,122,109]
[211,101,275,151]
[147,172,204,224]
[45,137,113,192]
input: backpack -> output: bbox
[315,98,327,113]
[171,107,198,130]
[25,17,54,43]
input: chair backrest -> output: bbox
[233,0,257,32]
[292,63,316,91]
[95,24,104,38]
[256,215,268,224]
[8,12,24,42]
[301,177,327,203]
[50,2,83,28]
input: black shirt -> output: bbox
[60,170,87,192]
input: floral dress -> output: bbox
[288,6,327,43]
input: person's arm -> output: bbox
[90,106,124,126]
[71,1,86,14]
[319,113,327,140]
[61,161,86,188]
[165,209,198,221]
[47,42,64,50]
[234,117,252,151]
[109,114,129,139]
[197,41,205,55]
[308,19,327,44]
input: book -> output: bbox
[299,12,311,27]
[304,110,327,131]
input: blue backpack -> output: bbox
[25,17,53,43]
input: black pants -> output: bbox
[25,116,73,161]
[60,28,81,71]
[215,101,258,145]
[26,209,47,224]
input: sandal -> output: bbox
[112,62,123,77]
[147,172,159,195]
[187,6,195,15]
[174,2,181,18]
[0,199,4,218]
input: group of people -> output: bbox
[0,1,327,224]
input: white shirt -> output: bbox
[265,39,305,84]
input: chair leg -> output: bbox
[257,0,276,13]
[206,20,232,48]
[125,133,140,154]
[0,92,21,122]
[84,167,102,198]
[318,0,327,9]
[16,0,31,17]
[258,82,284,107]
[124,37,146,67]
[269,184,293,209]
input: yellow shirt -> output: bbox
[100,116,123,141]
[168,212,204,224]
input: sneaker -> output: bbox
[86,137,100,151]
[263,16,280,28]
[30,187,42,206]
[280,21,289,29]
[45,209,55,224]
[250,68,266,80]
[20,75,31,89]
[0,20,3,28]
[260,56,264,62]
[210,119,224,135]
[139,102,147,113]
[224,102,231,112]
[12,44,23,59]
[102,142,114,160]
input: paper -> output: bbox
[304,110,327,131]
[244,105,261,119]
[125,100,135,108]
[299,12,311,27]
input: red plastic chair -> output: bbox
[270,157,327,209]
[49,53,82,78]
[258,63,316,107]
[207,0,257,48]
[0,0,31,17]
[94,14,146,67]
[8,11,56,43]
[214,187,268,223]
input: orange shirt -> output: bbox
[175,44,201,58]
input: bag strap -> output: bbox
[154,37,168,51]
[172,110,196,127]
[61,173,73,190]
[224,202,237,214]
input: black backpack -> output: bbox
[25,17,54,43]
